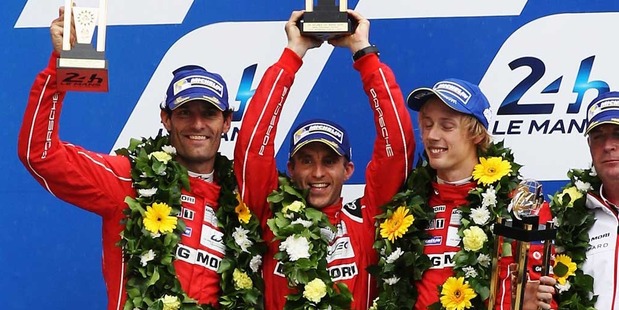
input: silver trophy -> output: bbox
[488,179,555,310]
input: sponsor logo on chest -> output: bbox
[328,262,358,281]
[175,244,221,272]
[588,232,611,254]
[181,194,195,204]
[428,252,456,269]
[326,236,355,263]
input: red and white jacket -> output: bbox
[234,48,414,309]
[581,187,619,309]
[18,52,227,310]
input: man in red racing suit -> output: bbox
[234,11,414,309]
[405,78,555,310]
[18,8,234,310]
[417,182,554,309]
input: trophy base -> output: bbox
[493,218,556,242]
[299,11,356,41]
[57,44,109,92]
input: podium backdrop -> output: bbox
[2,0,618,308]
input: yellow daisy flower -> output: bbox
[472,157,512,185]
[235,193,252,224]
[380,206,414,242]
[440,277,477,310]
[553,254,577,285]
[143,202,178,234]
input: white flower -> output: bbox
[232,227,253,252]
[161,145,177,155]
[249,255,262,273]
[137,188,157,198]
[291,218,313,228]
[384,276,400,285]
[477,253,491,267]
[481,185,497,208]
[574,180,592,192]
[590,167,597,176]
[471,206,491,225]
[369,297,379,310]
[552,216,561,228]
[150,232,161,238]
[140,249,156,266]
[462,266,478,278]
[556,281,571,293]
[279,235,310,261]
[160,295,181,310]
[385,247,404,264]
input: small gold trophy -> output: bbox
[298,0,356,40]
[488,179,555,310]
[57,0,109,92]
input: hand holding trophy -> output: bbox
[298,0,357,40]
[57,0,108,92]
[489,179,556,310]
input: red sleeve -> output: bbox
[354,54,415,221]
[234,48,302,227]
[17,52,133,218]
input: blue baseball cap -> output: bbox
[289,119,352,161]
[586,91,619,135]
[164,65,230,111]
[407,78,492,129]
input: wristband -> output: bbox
[352,45,379,62]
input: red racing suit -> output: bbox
[415,181,554,310]
[18,52,227,310]
[234,48,414,309]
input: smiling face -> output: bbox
[160,100,231,173]
[588,124,619,191]
[418,97,483,182]
[287,142,354,209]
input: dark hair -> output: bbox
[160,102,232,119]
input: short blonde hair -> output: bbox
[460,114,492,154]
[418,103,492,154]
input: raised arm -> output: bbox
[17,7,133,217]
[330,10,415,217]
[234,11,322,225]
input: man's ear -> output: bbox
[160,110,171,131]
[287,160,294,176]
[223,111,232,133]
[472,133,484,145]
[344,160,355,181]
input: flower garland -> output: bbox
[548,167,599,309]
[266,175,353,309]
[370,141,521,310]
[115,130,265,310]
